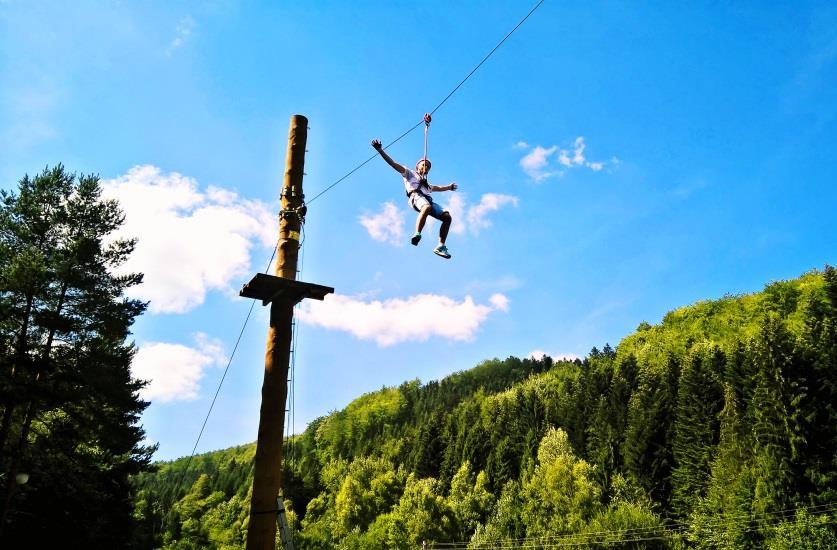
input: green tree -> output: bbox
[333,456,403,537]
[747,315,798,518]
[623,355,679,506]
[521,427,602,538]
[0,166,153,546]
[365,474,456,549]
[689,385,755,549]
[796,267,837,503]
[765,510,837,550]
[469,480,524,547]
[671,345,724,517]
[447,462,494,542]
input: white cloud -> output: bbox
[297,292,511,346]
[359,202,405,246]
[513,141,530,150]
[572,137,586,165]
[520,145,558,181]
[466,193,519,235]
[132,333,227,403]
[102,165,275,314]
[446,193,467,235]
[445,193,518,236]
[519,137,617,180]
[528,350,582,362]
[489,293,510,311]
[167,15,195,55]
[369,193,517,242]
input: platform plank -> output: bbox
[240,273,334,306]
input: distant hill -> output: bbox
[130,266,837,549]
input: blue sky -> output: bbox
[2,1,835,461]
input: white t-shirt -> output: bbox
[402,168,430,196]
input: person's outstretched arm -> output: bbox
[371,140,406,175]
[430,182,458,192]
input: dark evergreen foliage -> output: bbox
[0,166,154,547]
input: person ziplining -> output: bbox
[371,113,458,259]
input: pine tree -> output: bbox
[796,266,837,503]
[690,385,755,548]
[747,315,798,517]
[623,354,679,506]
[0,166,153,546]
[671,344,724,517]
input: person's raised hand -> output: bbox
[449,182,458,191]
[371,139,383,150]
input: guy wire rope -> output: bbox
[165,237,280,524]
[306,0,546,206]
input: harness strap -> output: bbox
[406,187,433,202]
[424,122,429,163]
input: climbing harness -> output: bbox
[306,0,545,206]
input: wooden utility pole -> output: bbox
[242,115,332,550]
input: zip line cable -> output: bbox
[164,0,548,525]
[306,0,546,206]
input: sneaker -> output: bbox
[433,244,451,259]
[411,232,422,246]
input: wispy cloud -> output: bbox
[167,15,195,55]
[520,145,559,181]
[359,202,405,246]
[466,193,519,234]
[518,137,618,181]
[132,333,226,403]
[102,165,274,314]
[297,292,511,346]
[446,193,519,236]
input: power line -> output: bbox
[306,0,546,205]
[432,502,837,548]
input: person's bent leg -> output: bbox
[416,205,432,234]
[439,212,452,244]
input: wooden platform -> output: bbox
[239,273,334,306]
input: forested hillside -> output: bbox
[132,267,837,549]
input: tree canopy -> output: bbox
[0,166,154,546]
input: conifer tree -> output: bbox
[671,345,724,517]
[0,166,153,546]
[690,385,754,548]
[796,266,837,503]
[748,315,798,517]
[623,355,679,506]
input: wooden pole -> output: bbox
[246,114,307,550]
